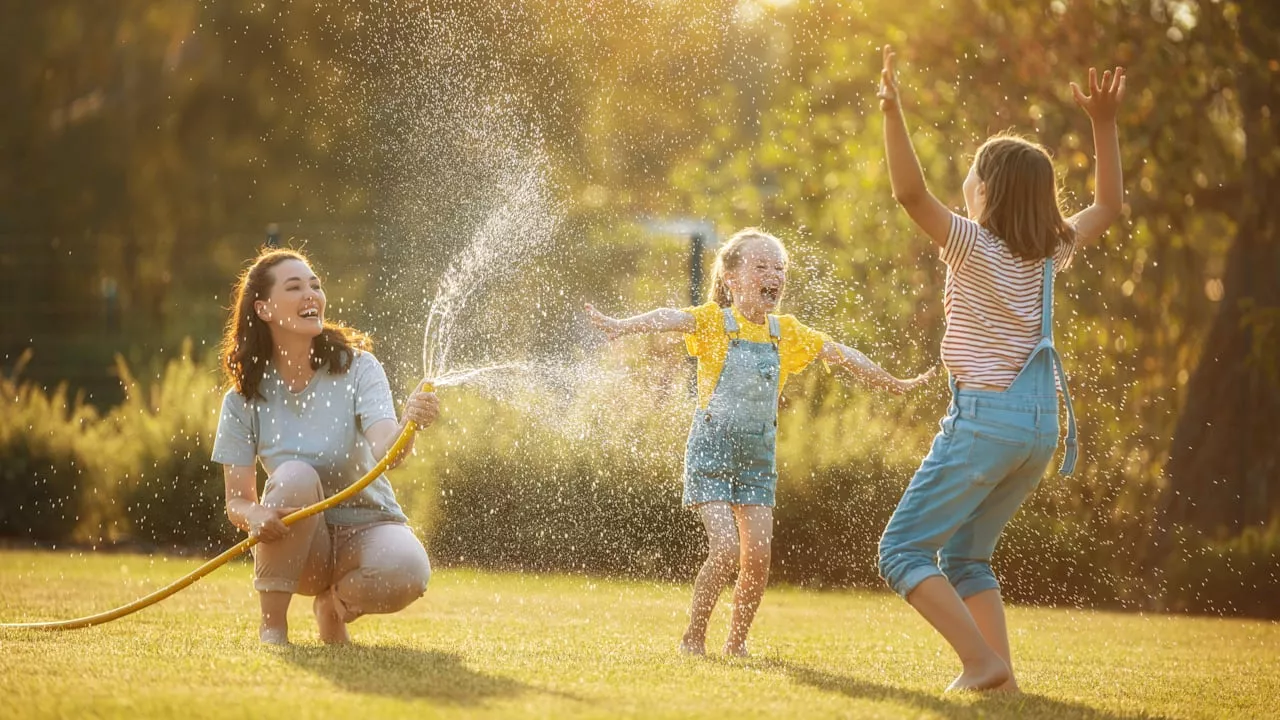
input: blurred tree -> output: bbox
[1164,0,1280,534]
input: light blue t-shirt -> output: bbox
[211,350,407,526]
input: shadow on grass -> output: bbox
[726,658,1171,720]
[279,644,574,707]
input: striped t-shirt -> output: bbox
[940,214,1077,389]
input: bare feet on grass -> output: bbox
[313,589,351,645]
[722,642,750,659]
[678,635,706,656]
[992,677,1023,694]
[945,656,1011,692]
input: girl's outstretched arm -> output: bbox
[585,303,696,340]
[820,340,936,395]
[878,45,952,248]
[1067,66,1127,246]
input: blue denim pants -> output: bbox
[878,377,1059,598]
[879,259,1077,599]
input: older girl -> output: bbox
[876,45,1126,691]
[587,228,932,657]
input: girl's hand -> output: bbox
[402,382,440,431]
[894,366,938,395]
[248,504,296,543]
[1070,66,1126,124]
[877,45,900,112]
[584,303,625,341]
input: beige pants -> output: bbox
[253,461,430,620]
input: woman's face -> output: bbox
[726,239,787,317]
[255,259,326,340]
[963,162,987,220]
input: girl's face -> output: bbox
[963,163,987,220]
[726,239,787,317]
[255,259,326,340]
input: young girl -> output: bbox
[876,45,1126,691]
[212,248,439,645]
[586,228,933,657]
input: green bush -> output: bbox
[102,344,238,552]
[3,341,1276,620]
[1162,523,1280,618]
[0,352,97,542]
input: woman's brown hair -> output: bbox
[220,248,371,400]
[707,228,788,308]
[973,134,1076,260]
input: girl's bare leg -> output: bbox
[681,502,739,655]
[723,504,773,657]
[964,589,1020,692]
[907,576,1010,691]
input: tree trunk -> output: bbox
[1164,1,1280,534]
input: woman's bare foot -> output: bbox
[259,624,289,646]
[313,590,350,645]
[945,657,1011,692]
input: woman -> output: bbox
[212,248,437,645]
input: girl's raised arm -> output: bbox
[1067,66,1127,246]
[879,45,953,248]
[585,303,696,340]
[819,340,936,395]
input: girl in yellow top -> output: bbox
[587,228,933,657]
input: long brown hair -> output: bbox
[220,248,371,400]
[707,228,788,308]
[973,134,1076,260]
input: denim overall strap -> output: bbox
[767,315,780,342]
[1037,259,1078,475]
[722,307,739,335]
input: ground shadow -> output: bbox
[722,658,1171,720]
[279,644,579,707]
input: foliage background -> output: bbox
[1,0,1276,616]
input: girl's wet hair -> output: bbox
[973,134,1076,260]
[220,247,371,400]
[707,228,788,308]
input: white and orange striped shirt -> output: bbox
[940,214,1077,389]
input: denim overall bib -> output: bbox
[682,308,782,507]
[878,259,1078,599]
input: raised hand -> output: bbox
[1070,66,1126,123]
[877,44,900,112]
[584,303,626,341]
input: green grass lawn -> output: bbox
[0,550,1276,719]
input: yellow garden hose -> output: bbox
[1,387,430,632]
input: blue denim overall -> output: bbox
[682,308,782,507]
[878,259,1078,599]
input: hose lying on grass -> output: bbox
[1,391,429,631]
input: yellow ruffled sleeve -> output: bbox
[681,302,723,358]
[779,315,832,376]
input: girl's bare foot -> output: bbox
[259,624,289,646]
[678,637,706,656]
[992,677,1022,694]
[313,590,351,645]
[945,657,1011,692]
[722,642,750,658]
